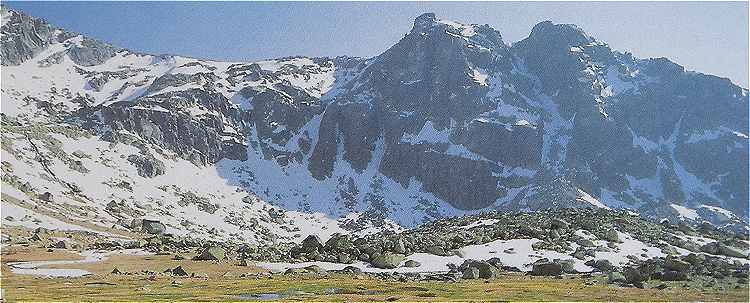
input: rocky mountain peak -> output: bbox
[408,13,506,52]
[1,7,120,67]
[411,12,438,33]
[525,20,593,48]
[1,7,56,66]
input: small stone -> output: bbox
[304,265,325,274]
[194,246,225,261]
[607,272,626,284]
[624,267,647,285]
[342,265,363,275]
[370,253,405,269]
[550,218,570,229]
[53,240,67,249]
[593,259,614,272]
[530,262,563,276]
[39,192,54,202]
[172,266,188,276]
[141,219,166,235]
[462,267,480,279]
[603,229,621,243]
[403,260,421,268]
[660,270,687,281]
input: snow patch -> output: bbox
[7,249,152,277]
[670,204,699,220]
[402,121,451,145]
[576,189,611,210]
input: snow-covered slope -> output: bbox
[0,7,398,244]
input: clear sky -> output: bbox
[4,1,749,87]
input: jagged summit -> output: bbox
[526,20,593,47]
[411,12,438,32]
[1,7,121,67]
[407,13,506,52]
[411,15,595,53]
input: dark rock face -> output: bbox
[1,9,118,66]
[508,19,748,217]
[380,145,503,210]
[1,8,57,65]
[295,14,747,217]
[457,121,542,168]
[309,102,379,179]
[305,13,541,211]
[67,37,119,66]
[357,14,501,121]
[100,88,248,166]
[127,153,166,178]
[513,21,595,100]
[244,83,323,166]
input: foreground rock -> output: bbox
[530,262,563,276]
[141,220,166,235]
[195,246,226,261]
[371,253,405,269]
[458,260,501,279]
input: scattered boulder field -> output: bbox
[4,208,748,288]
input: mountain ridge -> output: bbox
[1,8,747,245]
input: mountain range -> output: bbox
[1,8,747,245]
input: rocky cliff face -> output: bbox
[511,21,748,219]
[1,7,118,66]
[1,8,747,240]
[307,13,544,211]
[1,7,57,65]
[300,13,748,219]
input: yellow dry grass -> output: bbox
[1,249,747,302]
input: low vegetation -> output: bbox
[2,245,748,301]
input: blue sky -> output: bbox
[4,1,748,87]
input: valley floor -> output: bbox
[2,246,747,302]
